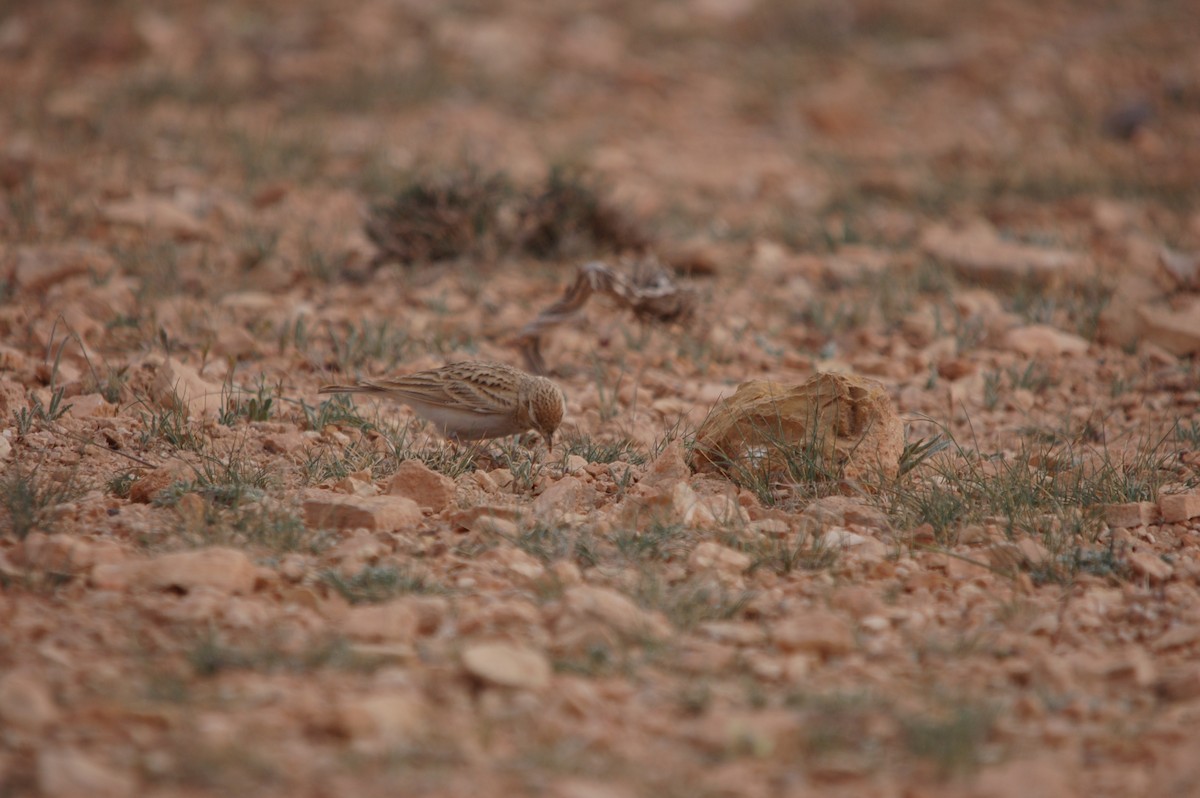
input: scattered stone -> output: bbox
[303,489,422,531]
[1151,623,1200,653]
[37,748,137,798]
[468,514,520,537]
[968,754,1075,798]
[0,670,59,731]
[386,460,456,513]
[100,194,210,240]
[691,372,904,481]
[1002,324,1089,356]
[1159,492,1200,523]
[11,243,115,292]
[343,600,420,642]
[551,778,636,798]
[335,691,426,746]
[262,430,309,454]
[488,545,546,582]
[129,465,187,504]
[148,356,224,417]
[1126,550,1173,583]
[1104,501,1159,529]
[799,496,890,532]
[772,610,855,658]
[462,641,552,689]
[822,526,873,549]
[1157,667,1200,702]
[534,475,585,519]
[91,547,257,594]
[62,392,114,418]
[921,221,1085,287]
[1159,246,1200,290]
[17,532,123,573]
[641,439,691,488]
[687,542,750,578]
[563,585,671,639]
[1014,537,1052,567]
[334,470,379,497]
[1137,297,1200,356]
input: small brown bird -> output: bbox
[319,360,566,451]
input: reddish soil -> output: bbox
[2,2,1200,797]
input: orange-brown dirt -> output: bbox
[2,1,1200,796]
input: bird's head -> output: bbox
[521,376,566,452]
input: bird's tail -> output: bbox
[318,383,380,395]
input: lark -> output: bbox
[319,361,566,451]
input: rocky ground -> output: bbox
[2,1,1200,796]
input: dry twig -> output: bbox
[511,259,696,374]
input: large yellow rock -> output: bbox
[690,373,903,482]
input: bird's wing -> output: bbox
[373,369,511,415]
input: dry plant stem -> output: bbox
[511,259,696,374]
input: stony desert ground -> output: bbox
[2,1,1200,796]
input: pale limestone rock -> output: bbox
[386,459,455,514]
[1151,624,1200,653]
[1159,491,1200,523]
[488,545,546,582]
[534,475,585,519]
[17,533,123,573]
[262,430,309,454]
[327,532,387,569]
[462,641,552,689]
[685,490,750,529]
[335,691,425,746]
[1014,537,1052,567]
[698,621,767,646]
[302,489,421,531]
[772,610,854,657]
[822,526,872,549]
[469,514,520,538]
[0,670,59,731]
[100,194,210,240]
[1104,501,1160,528]
[640,439,690,488]
[92,547,256,594]
[37,748,137,798]
[343,601,420,642]
[62,392,114,419]
[968,756,1076,798]
[1126,550,1173,583]
[563,585,671,639]
[149,356,224,417]
[687,542,750,577]
[217,290,278,312]
[692,372,903,481]
[922,220,1084,287]
[1002,324,1089,356]
[330,470,375,498]
[551,778,636,798]
[1137,297,1200,356]
[1159,246,1200,290]
[12,243,115,292]
[212,324,258,359]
